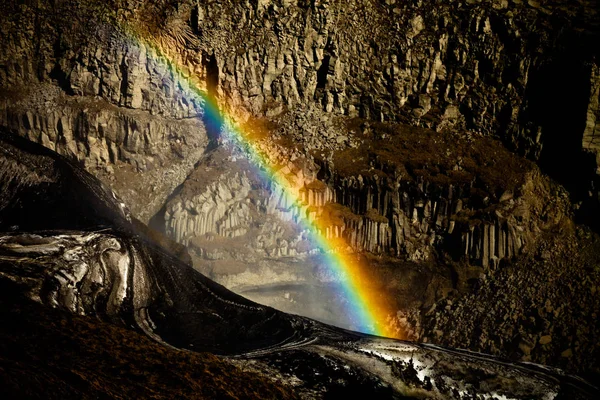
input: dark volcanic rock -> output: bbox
[420,227,600,381]
[0,132,131,232]
[0,132,301,355]
[0,280,298,400]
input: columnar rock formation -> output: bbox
[583,64,600,176]
[2,0,599,220]
[162,116,569,276]
[420,226,600,379]
[0,1,210,221]
[166,171,253,244]
[3,130,599,399]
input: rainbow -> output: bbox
[121,30,399,338]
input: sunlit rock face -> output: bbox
[0,128,598,399]
[0,97,208,222]
[0,2,210,222]
[1,0,599,219]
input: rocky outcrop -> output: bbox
[0,91,207,219]
[162,148,312,258]
[2,0,599,222]
[316,163,569,271]
[583,64,600,190]
[584,65,600,152]
[165,171,253,244]
[420,227,600,380]
[0,2,206,118]
[195,0,599,187]
[0,2,209,221]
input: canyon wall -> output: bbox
[1,0,597,221]
[1,0,598,376]
[0,0,586,311]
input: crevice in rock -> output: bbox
[523,30,599,228]
[119,57,129,106]
[49,62,74,96]
[49,32,75,96]
[316,55,330,91]
[531,62,590,194]
[190,3,199,35]
[203,52,221,148]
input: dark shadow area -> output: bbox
[119,56,129,104]
[316,55,330,90]
[0,129,128,233]
[523,29,599,229]
[190,4,199,34]
[203,53,222,149]
[0,278,296,399]
[49,32,75,96]
[529,60,590,196]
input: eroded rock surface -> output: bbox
[192,0,600,197]
[2,0,599,218]
[157,117,570,335]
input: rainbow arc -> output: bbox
[126,32,399,338]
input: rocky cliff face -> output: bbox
[2,0,599,219]
[0,1,209,221]
[583,63,600,180]
[194,0,600,197]
[155,115,571,338]
[0,0,594,247]
[163,114,569,268]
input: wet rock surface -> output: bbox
[0,280,298,400]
